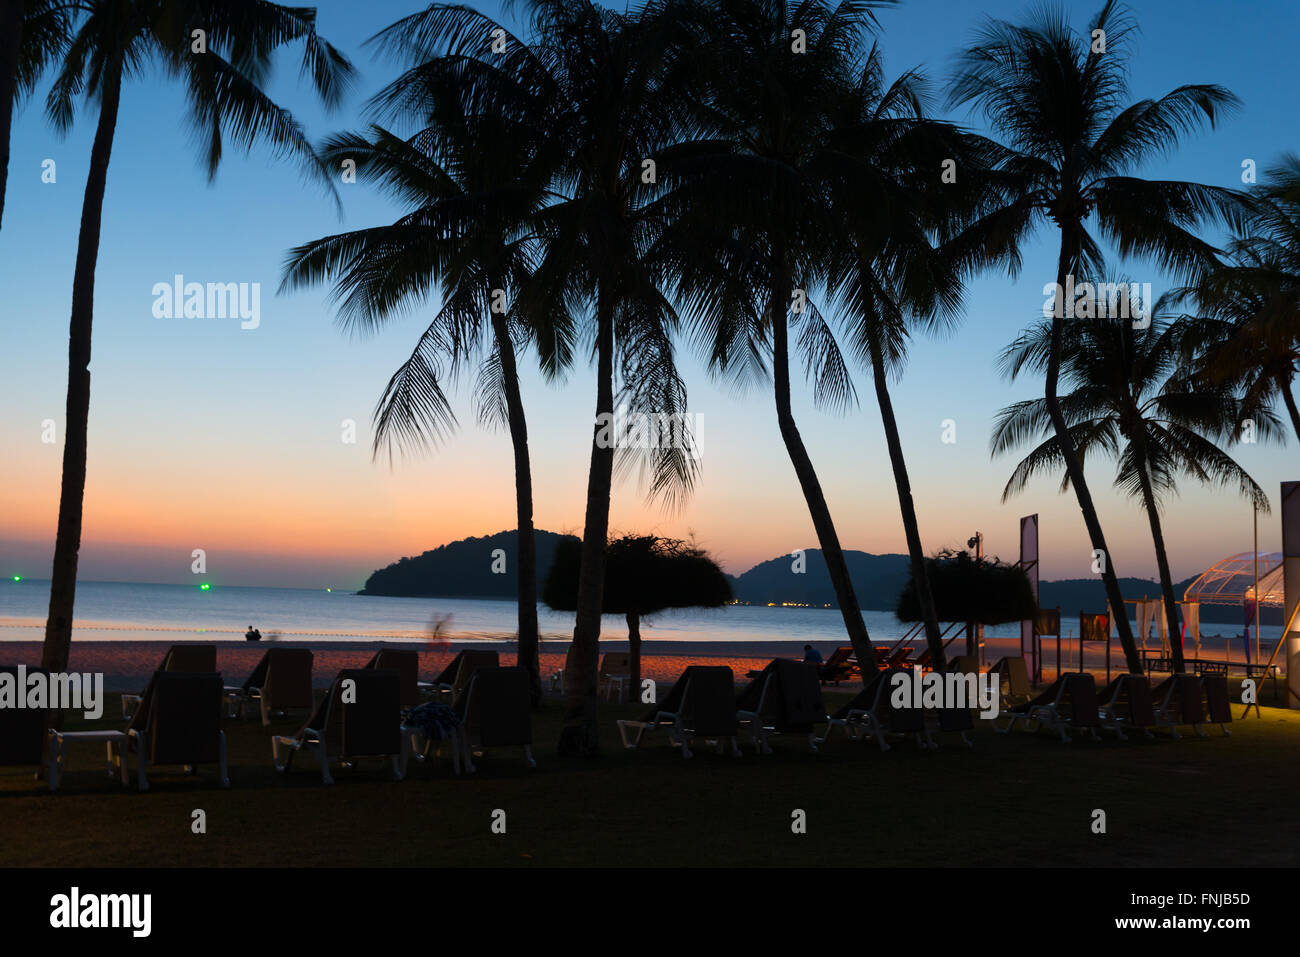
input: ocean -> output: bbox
[0,578,1280,653]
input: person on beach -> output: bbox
[803,644,823,664]
[245,626,262,642]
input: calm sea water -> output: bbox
[0,579,1278,651]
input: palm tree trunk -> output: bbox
[869,340,946,670]
[1277,371,1300,443]
[769,270,878,673]
[627,610,641,701]
[1045,232,1142,674]
[490,311,541,706]
[41,57,123,676]
[558,293,615,756]
[1133,450,1186,673]
[0,0,24,232]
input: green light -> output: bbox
[199,583,211,591]
[10,575,20,582]
[326,587,332,593]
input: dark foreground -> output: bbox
[2,689,1297,868]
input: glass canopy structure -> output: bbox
[1182,551,1284,607]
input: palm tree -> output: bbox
[992,311,1275,673]
[1166,155,1300,440]
[374,1,701,755]
[0,0,70,230]
[281,100,552,703]
[947,0,1248,673]
[823,47,1002,672]
[40,0,353,675]
[659,0,903,673]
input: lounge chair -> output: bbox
[598,652,633,702]
[117,671,230,791]
[225,648,313,727]
[817,647,856,685]
[996,672,1099,743]
[0,665,58,791]
[272,669,406,785]
[735,659,825,753]
[1201,675,1232,737]
[1151,674,1206,740]
[926,666,976,748]
[884,645,914,668]
[819,668,931,751]
[1096,674,1155,740]
[989,656,1032,710]
[455,667,534,769]
[121,644,217,719]
[617,665,741,758]
[365,648,421,707]
[425,649,498,704]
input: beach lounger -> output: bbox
[926,667,976,749]
[365,648,421,707]
[0,666,58,791]
[424,649,498,703]
[272,669,406,785]
[819,668,931,751]
[884,646,914,668]
[455,667,534,770]
[225,648,313,727]
[598,652,633,702]
[1201,675,1232,737]
[121,644,217,719]
[1096,674,1155,740]
[117,671,230,791]
[735,659,826,753]
[989,656,1032,710]
[1151,675,1206,740]
[617,665,741,759]
[817,647,856,684]
[996,672,1099,743]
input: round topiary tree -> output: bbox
[543,534,733,696]
[896,548,1037,659]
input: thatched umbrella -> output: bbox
[896,548,1037,659]
[543,534,732,696]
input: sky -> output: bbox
[1,0,1297,591]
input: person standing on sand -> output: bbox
[245,626,262,642]
[803,645,823,665]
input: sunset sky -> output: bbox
[1,0,1297,591]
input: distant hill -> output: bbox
[359,529,579,598]
[728,549,914,609]
[361,534,1277,625]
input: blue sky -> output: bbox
[0,0,1297,590]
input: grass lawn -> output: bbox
[3,688,1298,868]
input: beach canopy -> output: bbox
[895,548,1036,625]
[1182,551,1284,607]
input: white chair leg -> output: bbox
[318,741,334,785]
[461,732,477,774]
[523,744,536,768]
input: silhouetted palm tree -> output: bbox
[947,0,1247,673]
[40,0,353,675]
[1167,155,1300,441]
[659,0,901,672]
[374,1,702,755]
[824,47,1001,672]
[281,102,553,702]
[992,312,1274,672]
[0,0,70,230]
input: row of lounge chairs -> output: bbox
[2,648,529,791]
[618,660,974,758]
[997,672,1233,743]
